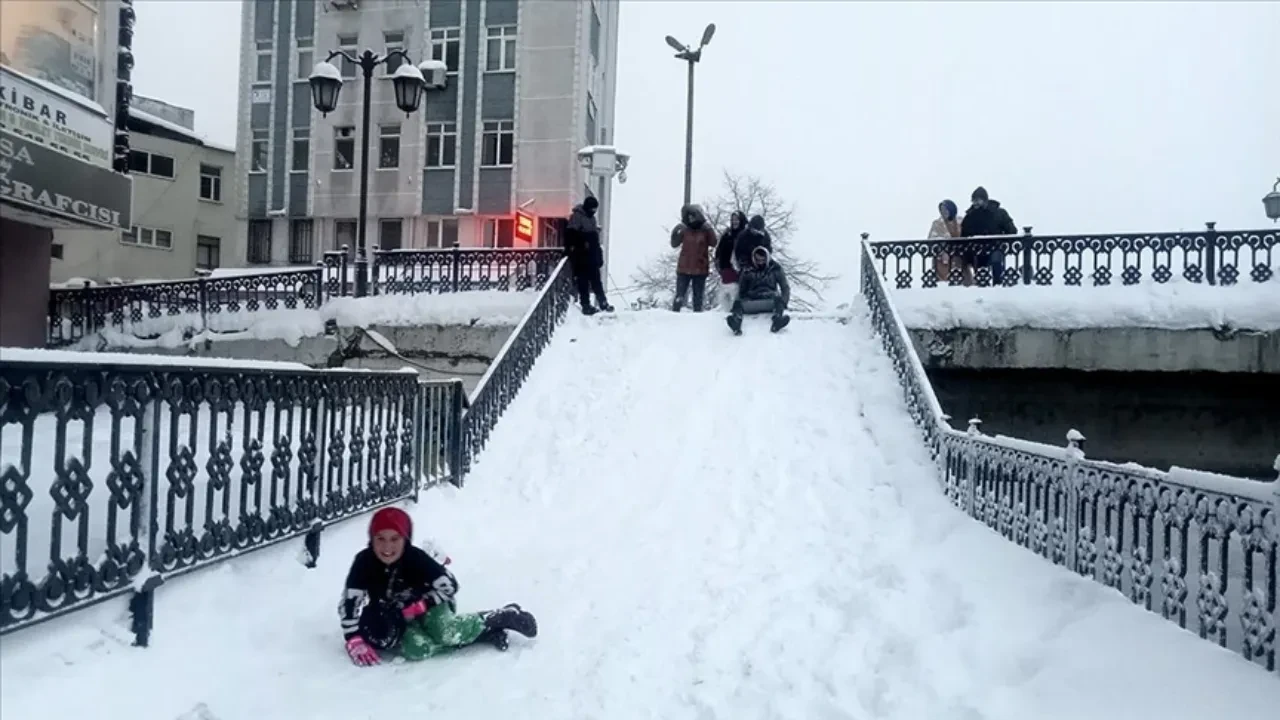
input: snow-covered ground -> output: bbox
[3,308,1276,720]
[894,278,1280,330]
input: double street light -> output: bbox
[309,50,447,296]
[665,23,716,207]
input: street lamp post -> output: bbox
[665,24,716,207]
[1264,177,1280,223]
[309,51,446,296]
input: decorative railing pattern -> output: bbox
[860,239,1279,675]
[322,245,565,297]
[461,258,576,478]
[0,356,463,642]
[869,224,1278,289]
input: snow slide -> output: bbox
[2,307,1277,720]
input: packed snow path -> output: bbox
[3,308,1277,720]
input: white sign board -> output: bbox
[0,67,114,168]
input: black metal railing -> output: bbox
[860,238,1278,676]
[869,224,1278,289]
[0,356,464,642]
[322,245,565,298]
[461,258,576,478]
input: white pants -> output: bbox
[719,280,739,310]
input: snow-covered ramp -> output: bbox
[2,308,1276,720]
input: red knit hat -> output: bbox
[369,507,412,541]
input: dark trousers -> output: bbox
[575,266,607,308]
[673,273,707,312]
[731,294,785,320]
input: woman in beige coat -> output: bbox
[928,199,971,286]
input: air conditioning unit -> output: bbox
[330,0,359,10]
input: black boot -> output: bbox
[474,626,509,651]
[596,298,615,313]
[483,603,538,638]
[582,303,598,316]
[726,315,743,335]
[770,314,791,333]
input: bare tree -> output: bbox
[625,171,835,311]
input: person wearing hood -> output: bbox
[669,203,717,312]
[727,245,791,335]
[928,199,968,285]
[564,195,614,315]
[338,507,538,666]
[959,186,1016,286]
[733,215,773,271]
[714,210,748,308]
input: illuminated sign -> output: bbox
[514,211,535,245]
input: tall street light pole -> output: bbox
[665,23,716,207]
[309,51,447,297]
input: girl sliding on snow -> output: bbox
[338,507,537,666]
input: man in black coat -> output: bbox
[563,195,614,314]
[727,246,791,335]
[959,186,1017,286]
[733,215,773,271]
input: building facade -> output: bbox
[232,0,619,269]
[0,0,134,347]
[51,101,239,283]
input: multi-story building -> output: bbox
[0,0,134,347]
[232,0,619,269]
[51,97,238,283]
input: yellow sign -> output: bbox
[0,0,99,103]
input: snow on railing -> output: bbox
[859,237,1279,677]
[0,351,465,644]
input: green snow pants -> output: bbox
[400,603,487,660]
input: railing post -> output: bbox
[340,244,351,297]
[1021,226,1034,285]
[197,276,209,335]
[450,241,462,293]
[130,389,162,647]
[449,380,466,487]
[1205,221,1218,286]
[1064,428,1086,573]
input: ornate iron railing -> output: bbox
[322,245,565,297]
[48,269,324,348]
[869,224,1279,289]
[860,239,1279,675]
[0,355,464,643]
[460,258,576,479]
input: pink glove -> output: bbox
[345,636,380,667]
[402,599,427,621]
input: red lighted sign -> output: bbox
[514,211,535,245]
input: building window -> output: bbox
[425,218,458,248]
[128,150,176,179]
[248,220,273,263]
[121,226,174,250]
[590,4,601,64]
[256,52,273,83]
[480,120,514,167]
[379,219,403,250]
[483,218,515,248]
[292,127,310,172]
[196,235,221,270]
[335,219,357,255]
[586,92,597,145]
[378,124,400,169]
[334,126,355,170]
[383,30,405,74]
[251,129,269,173]
[297,35,313,50]
[199,164,223,202]
[425,123,456,168]
[289,219,315,264]
[485,25,516,72]
[337,33,358,78]
[51,243,64,260]
[297,49,313,80]
[430,28,461,73]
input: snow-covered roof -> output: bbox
[128,107,234,154]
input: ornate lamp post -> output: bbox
[577,145,631,275]
[309,52,447,296]
[664,23,715,207]
[1263,177,1280,223]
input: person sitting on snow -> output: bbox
[338,507,537,666]
[727,246,791,335]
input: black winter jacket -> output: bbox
[715,211,748,271]
[733,228,772,270]
[738,253,791,306]
[960,200,1017,238]
[338,545,459,641]
[564,204,603,270]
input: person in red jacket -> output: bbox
[338,507,537,666]
[669,203,717,312]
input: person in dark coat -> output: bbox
[715,210,748,284]
[338,507,537,666]
[959,186,1017,286]
[669,203,717,312]
[733,215,773,271]
[563,195,614,314]
[727,246,791,335]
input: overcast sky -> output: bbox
[131,1,1279,304]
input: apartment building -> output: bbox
[233,0,620,268]
[51,97,239,283]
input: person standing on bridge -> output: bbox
[669,203,717,312]
[564,195,615,315]
[715,210,749,309]
[960,186,1017,286]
